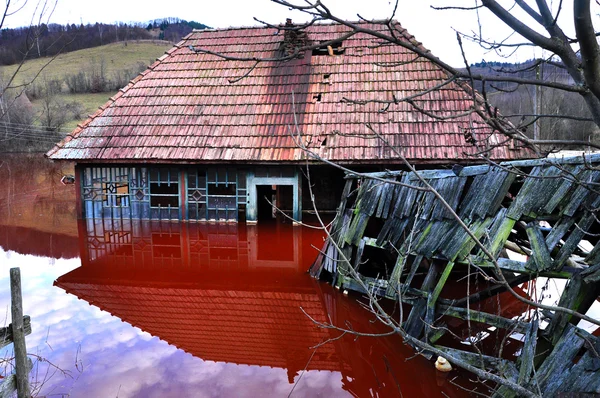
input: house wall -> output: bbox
[78,164,343,223]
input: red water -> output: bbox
[0,155,473,397]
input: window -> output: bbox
[149,168,180,220]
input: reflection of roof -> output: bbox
[55,278,339,375]
[47,21,530,164]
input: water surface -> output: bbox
[0,154,471,397]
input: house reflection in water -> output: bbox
[55,218,467,397]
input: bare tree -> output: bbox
[0,0,65,150]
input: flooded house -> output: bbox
[45,20,530,224]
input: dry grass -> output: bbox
[0,40,173,85]
[30,93,116,132]
[2,41,174,133]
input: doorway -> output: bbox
[256,185,294,222]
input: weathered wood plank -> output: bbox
[0,358,32,398]
[404,263,441,338]
[385,252,407,298]
[536,325,586,393]
[552,210,597,271]
[506,166,543,220]
[425,261,455,340]
[525,222,552,271]
[541,164,582,214]
[9,268,30,398]
[353,238,366,271]
[544,272,600,345]
[437,305,529,333]
[0,316,31,350]
[517,318,538,387]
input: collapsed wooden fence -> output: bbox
[310,153,600,396]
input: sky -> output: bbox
[1,0,585,67]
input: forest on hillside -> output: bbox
[0,18,210,65]
[467,60,598,146]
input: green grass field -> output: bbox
[0,40,173,84]
[1,40,174,134]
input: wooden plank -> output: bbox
[385,252,407,298]
[353,238,366,271]
[414,220,453,258]
[404,263,440,338]
[9,268,30,398]
[400,255,424,295]
[351,154,600,182]
[425,261,454,340]
[541,164,582,214]
[560,170,598,217]
[438,305,529,333]
[526,165,566,216]
[581,262,600,283]
[585,241,600,265]
[536,325,586,393]
[344,212,369,246]
[517,318,538,386]
[472,257,574,278]
[552,210,597,271]
[375,182,393,219]
[525,222,552,271]
[486,216,516,260]
[545,216,575,252]
[544,273,600,345]
[0,358,32,398]
[0,316,31,350]
[506,166,543,219]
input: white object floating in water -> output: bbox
[435,356,452,372]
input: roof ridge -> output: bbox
[189,19,396,33]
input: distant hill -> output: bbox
[464,59,572,92]
[0,18,210,66]
[463,59,598,146]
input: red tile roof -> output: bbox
[47,21,531,164]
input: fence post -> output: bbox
[9,268,30,398]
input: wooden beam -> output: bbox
[0,316,31,350]
[9,268,30,398]
[517,319,539,386]
[525,222,552,271]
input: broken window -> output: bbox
[149,168,180,220]
[312,41,345,56]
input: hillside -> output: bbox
[0,40,174,149]
[463,60,598,145]
[0,40,173,85]
[0,18,209,65]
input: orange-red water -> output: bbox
[0,155,473,397]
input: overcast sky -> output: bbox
[3,0,581,66]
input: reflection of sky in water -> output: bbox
[0,249,348,397]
